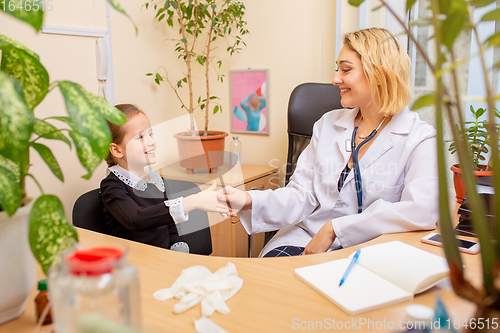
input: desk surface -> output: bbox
[4,228,480,333]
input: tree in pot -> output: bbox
[449,105,499,202]
[349,0,499,330]
[145,0,249,173]
[0,1,133,324]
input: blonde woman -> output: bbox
[220,27,439,257]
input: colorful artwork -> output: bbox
[230,70,269,135]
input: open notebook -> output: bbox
[294,241,449,315]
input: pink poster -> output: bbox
[230,70,269,135]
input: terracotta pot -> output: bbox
[450,164,493,203]
[0,199,36,324]
[174,131,228,174]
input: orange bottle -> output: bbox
[34,279,52,325]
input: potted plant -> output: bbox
[145,0,249,173]
[448,105,499,203]
[0,2,132,324]
[349,0,500,330]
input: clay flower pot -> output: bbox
[450,164,493,203]
[174,131,228,174]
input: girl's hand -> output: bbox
[217,186,251,219]
[303,221,336,255]
[183,181,229,214]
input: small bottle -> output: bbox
[229,136,243,166]
[35,279,52,325]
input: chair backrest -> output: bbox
[72,188,109,234]
[72,182,212,255]
[285,83,343,184]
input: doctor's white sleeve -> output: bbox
[239,120,324,235]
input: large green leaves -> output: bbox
[0,71,35,163]
[29,195,79,275]
[107,0,138,35]
[58,81,124,160]
[33,118,71,147]
[0,35,49,110]
[1,0,44,31]
[0,166,23,216]
[69,131,102,179]
[31,143,64,182]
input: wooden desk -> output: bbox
[4,228,480,333]
[158,163,279,257]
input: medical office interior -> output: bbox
[2,0,500,332]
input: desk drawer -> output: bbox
[244,173,277,192]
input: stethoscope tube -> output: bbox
[350,116,386,214]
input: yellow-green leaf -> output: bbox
[33,118,71,148]
[0,39,49,110]
[0,71,35,163]
[69,131,102,179]
[0,166,23,216]
[107,0,138,35]
[411,94,435,111]
[1,0,44,31]
[31,143,64,182]
[29,195,78,275]
[80,89,126,126]
[58,81,112,160]
[481,7,500,21]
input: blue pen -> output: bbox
[339,249,361,287]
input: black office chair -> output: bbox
[72,180,212,255]
[285,82,343,184]
[263,83,343,246]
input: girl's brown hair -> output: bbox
[105,104,145,167]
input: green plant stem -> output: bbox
[18,148,29,200]
[26,173,44,195]
[204,8,216,136]
[429,0,463,277]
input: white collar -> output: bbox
[109,165,165,192]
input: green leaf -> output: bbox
[106,0,138,35]
[213,105,219,114]
[406,0,417,11]
[411,94,435,110]
[0,166,23,216]
[481,8,500,21]
[69,131,102,179]
[2,0,44,31]
[58,81,113,160]
[33,118,71,148]
[29,195,79,275]
[471,0,497,8]
[79,88,126,126]
[0,71,35,163]
[31,143,64,182]
[181,38,188,44]
[348,0,365,6]
[486,31,500,46]
[146,73,153,76]
[442,1,467,50]
[0,155,20,179]
[0,38,49,110]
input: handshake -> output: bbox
[185,181,252,218]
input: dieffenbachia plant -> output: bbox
[0,1,134,274]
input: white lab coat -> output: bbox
[239,107,439,257]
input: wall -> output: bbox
[0,0,337,219]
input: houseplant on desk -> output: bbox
[349,0,500,329]
[449,105,499,203]
[0,1,132,324]
[145,0,249,173]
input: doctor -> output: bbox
[219,27,439,257]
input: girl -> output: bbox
[100,104,228,252]
[219,28,439,257]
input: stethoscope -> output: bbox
[351,115,386,214]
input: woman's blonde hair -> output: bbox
[343,28,411,116]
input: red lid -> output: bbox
[66,247,124,276]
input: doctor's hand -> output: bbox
[303,221,336,255]
[217,186,252,219]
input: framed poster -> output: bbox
[230,69,269,135]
